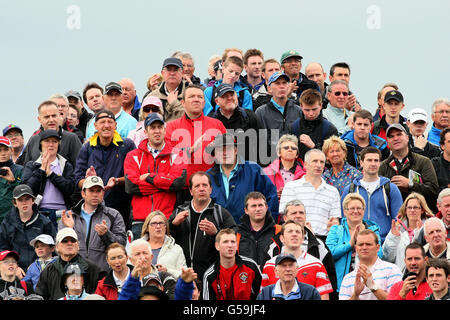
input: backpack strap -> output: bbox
[349,182,355,193]
[382,183,391,216]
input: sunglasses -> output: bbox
[143,107,161,113]
[282,146,298,151]
[333,91,349,96]
[61,238,77,244]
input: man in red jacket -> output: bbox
[165,84,227,178]
[124,113,187,239]
[202,228,261,300]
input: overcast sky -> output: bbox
[1,0,449,140]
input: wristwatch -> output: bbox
[367,280,379,292]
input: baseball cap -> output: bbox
[280,50,303,64]
[205,132,239,156]
[268,72,290,86]
[65,90,82,101]
[0,250,19,262]
[214,83,235,99]
[30,234,55,247]
[275,253,297,266]
[0,136,12,148]
[104,82,123,94]
[12,184,35,200]
[138,286,169,300]
[162,57,183,69]
[39,129,61,142]
[408,108,428,123]
[142,273,163,287]
[142,96,163,109]
[386,123,407,137]
[82,176,105,190]
[384,90,404,103]
[56,227,78,244]
[2,124,23,136]
[144,113,165,127]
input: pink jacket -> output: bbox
[263,158,305,192]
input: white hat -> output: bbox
[408,108,428,123]
[30,234,55,247]
[55,228,78,244]
[82,176,105,190]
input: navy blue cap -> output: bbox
[214,83,235,99]
[268,72,290,86]
[275,253,297,266]
[162,57,183,69]
[144,113,165,127]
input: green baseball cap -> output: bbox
[280,50,303,64]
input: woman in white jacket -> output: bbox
[140,210,186,279]
[382,192,434,272]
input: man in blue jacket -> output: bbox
[341,147,403,242]
[206,133,278,223]
[340,109,389,169]
[74,110,136,230]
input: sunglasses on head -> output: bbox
[333,91,349,96]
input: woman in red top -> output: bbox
[95,243,132,300]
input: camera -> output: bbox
[0,168,8,176]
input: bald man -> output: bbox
[118,78,141,121]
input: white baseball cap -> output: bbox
[55,228,78,244]
[408,108,428,123]
[30,234,55,247]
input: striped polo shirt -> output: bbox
[279,177,341,237]
[339,258,403,300]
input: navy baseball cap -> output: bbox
[214,83,235,99]
[162,57,183,69]
[3,124,23,136]
[275,253,297,266]
[268,72,290,86]
[144,113,165,127]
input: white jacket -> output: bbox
[141,234,187,279]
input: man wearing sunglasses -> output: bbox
[35,227,105,300]
[323,80,354,135]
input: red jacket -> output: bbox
[202,255,262,300]
[165,113,226,179]
[95,265,133,300]
[124,139,187,220]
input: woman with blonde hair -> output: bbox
[382,192,434,272]
[322,136,361,195]
[140,211,186,278]
[326,193,382,293]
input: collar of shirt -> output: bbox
[190,199,212,214]
[147,143,165,157]
[270,98,285,114]
[273,279,301,299]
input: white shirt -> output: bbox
[360,178,380,196]
[279,177,341,236]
